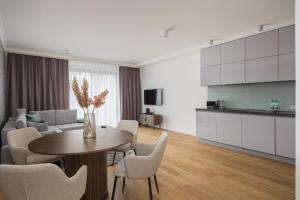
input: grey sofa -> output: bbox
[1,109,84,164]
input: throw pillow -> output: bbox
[15,113,27,129]
[27,122,49,132]
[16,108,26,115]
[26,113,43,123]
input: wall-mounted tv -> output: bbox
[144,89,162,105]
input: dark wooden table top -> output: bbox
[28,126,132,155]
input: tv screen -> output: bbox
[144,89,162,105]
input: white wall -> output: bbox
[140,52,207,135]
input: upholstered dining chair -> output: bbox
[111,120,139,165]
[0,163,87,200]
[111,132,168,200]
[7,127,60,165]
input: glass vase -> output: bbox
[83,113,96,138]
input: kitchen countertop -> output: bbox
[195,108,295,117]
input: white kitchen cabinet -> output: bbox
[196,112,217,141]
[216,113,242,147]
[246,29,278,60]
[279,25,295,55]
[221,61,245,84]
[276,117,295,159]
[201,45,220,67]
[221,38,245,64]
[242,115,275,154]
[246,56,278,83]
[201,65,221,86]
[279,53,295,81]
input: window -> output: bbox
[69,60,120,126]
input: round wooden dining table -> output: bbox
[28,126,132,200]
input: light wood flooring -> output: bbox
[107,126,295,200]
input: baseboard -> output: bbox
[199,138,295,164]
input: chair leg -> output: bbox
[111,177,118,200]
[147,177,153,200]
[122,177,126,194]
[154,174,159,193]
[112,152,116,165]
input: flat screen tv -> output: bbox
[144,89,162,105]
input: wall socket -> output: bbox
[290,105,295,110]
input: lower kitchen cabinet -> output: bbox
[242,115,275,154]
[196,112,217,141]
[276,117,295,159]
[216,113,242,147]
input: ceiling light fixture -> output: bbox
[258,24,264,31]
[258,23,273,32]
[162,25,179,38]
[209,39,218,45]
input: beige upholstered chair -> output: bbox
[7,127,60,165]
[112,132,168,200]
[111,120,139,165]
[0,164,87,200]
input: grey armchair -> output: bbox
[0,164,87,200]
[111,120,139,165]
[112,132,168,200]
[7,127,60,165]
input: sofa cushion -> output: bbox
[40,130,59,137]
[48,126,63,133]
[1,120,16,145]
[16,108,26,115]
[26,113,43,123]
[55,109,77,125]
[15,113,27,129]
[27,122,48,132]
[57,123,83,131]
[30,110,56,125]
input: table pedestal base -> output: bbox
[64,151,108,200]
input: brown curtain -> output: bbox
[119,66,141,120]
[6,53,69,117]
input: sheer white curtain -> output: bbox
[69,60,120,126]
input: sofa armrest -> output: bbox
[1,120,17,145]
[1,145,14,164]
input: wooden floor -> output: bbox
[107,127,295,200]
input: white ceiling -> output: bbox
[0,0,295,66]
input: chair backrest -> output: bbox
[117,120,139,149]
[7,127,42,151]
[0,164,87,200]
[147,132,168,174]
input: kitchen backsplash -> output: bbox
[207,81,295,111]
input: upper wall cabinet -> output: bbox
[246,56,278,83]
[246,30,278,60]
[201,65,221,86]
[221,61,245,85]
[201,45,220,67]
[279,53,295,81]
[221,39,245,64]
[279,25,295,54]
[200,25,295,86]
